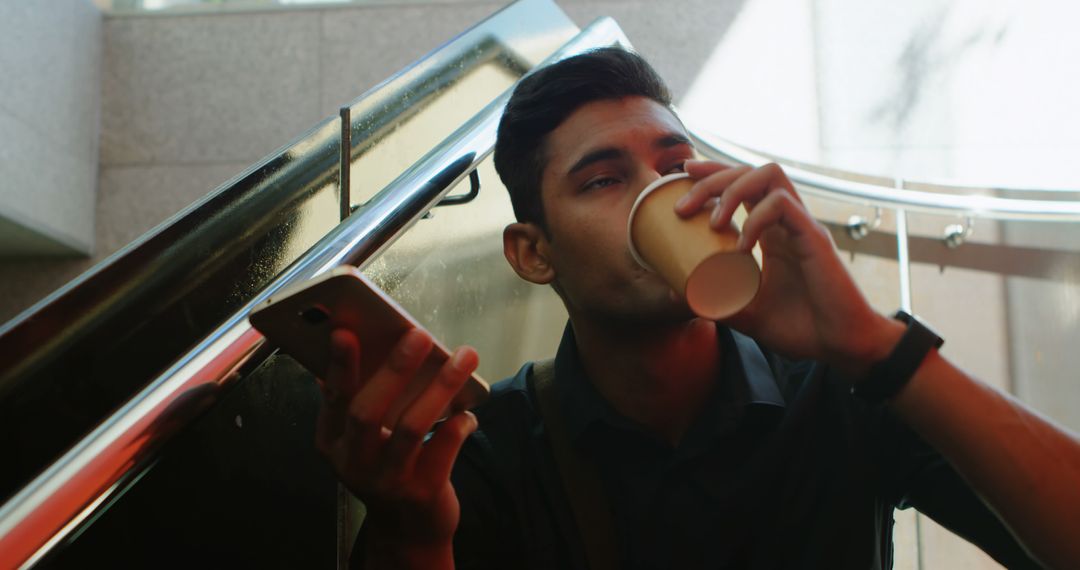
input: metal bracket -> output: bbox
[434,169,481,208]
[845,207,882,240]
[339,106,352,222]
[943,216,974,248]
[423,169,481,219]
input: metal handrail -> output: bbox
[0,16,628,569]
[0,3,538,517]
[3,5,1078,565]
[692,130,1080,222]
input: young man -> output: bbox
[316,48,1080,569]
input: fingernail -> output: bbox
[451,348,471,370]
[710,207,722,227]
[465,410,478,430]
[674,194,690,210]
[683,159,701,169]
[400,329,427,357]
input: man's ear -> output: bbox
[503,222,555,285]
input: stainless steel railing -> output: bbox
[690,129,1080,315]
[0,13,628,569]
[0,2,549,515]
[2,1,1077,565]
[692,131,1080,223]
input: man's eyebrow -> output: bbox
[656,133,694,149]
[564,133,694,177]
[566,147,625,176]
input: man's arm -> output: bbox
[865,319,1080,569]
[679,159,1080,569]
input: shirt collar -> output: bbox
[551,322,786,444]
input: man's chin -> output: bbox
[580,275,698,325]
[628,292,697,325]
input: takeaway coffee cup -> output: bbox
[627,172,761,320]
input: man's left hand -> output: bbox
[675,160,900,376]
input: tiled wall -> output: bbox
[0,0,735,323]
[0,3,1066,569]
[0,0,102,255]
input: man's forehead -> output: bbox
[544,97,688,172]
[554,97,685,144]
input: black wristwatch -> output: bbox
[851,310,944,403]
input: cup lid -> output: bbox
[626,172,693,272]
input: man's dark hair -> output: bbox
[493,47,673,234]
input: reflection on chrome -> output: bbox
[3,1,1078,567]
[0,10,625,569]
[691,130,1080,222]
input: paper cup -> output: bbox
[628,172,760,320]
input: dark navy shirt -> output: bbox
[356,323,1037,569]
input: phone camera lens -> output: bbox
[300,305,330,325]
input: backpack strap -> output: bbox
[530,359,619,570]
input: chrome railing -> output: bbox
[2,1,1077,566]
[0,10,627,569]
[692,131,1080,223]
[0,0,552,518]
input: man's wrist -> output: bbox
[848,311,946,403]
[841,313,906,379]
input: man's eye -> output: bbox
[583,177,619,192]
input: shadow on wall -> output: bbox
[563,0,750,98]
[869,3,1010,134]
[827,222,1080,282]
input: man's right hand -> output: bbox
[316,327,479,569]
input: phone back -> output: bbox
[249,267,488,421]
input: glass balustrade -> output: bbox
[4,1,1078,567]
[785,190,1079,570]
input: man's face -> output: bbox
[538,96,697,324]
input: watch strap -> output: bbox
[852,310,944,403]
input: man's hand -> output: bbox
[678,160,1080,568]
[674,160,898,376]
[316,327,478,569]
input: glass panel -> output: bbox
[9,2,580,566]
[802,193,901,314]
[1001,221,1080,433]
[802,194,922,569]
[364,158,566,382]
[345,55,522,208]
[907,212,1080,569]
[355,156,566,544]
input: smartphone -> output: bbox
[249,265,490,424]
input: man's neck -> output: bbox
[568,314,721,446]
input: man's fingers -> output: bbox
[317,328,361,448]
[383,346,479,473]
[345,328,433,449]
[736,190,823,253]
[709,163,800,230]
[682,158,730,179]
[328,328,362,399]
[416,411,478,488]
[674,164,751,217]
